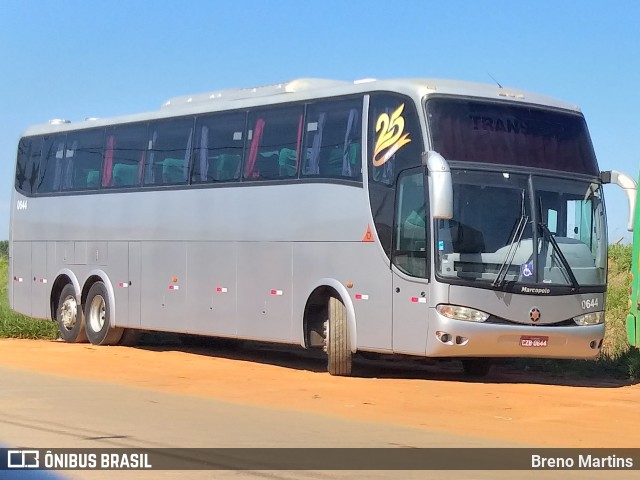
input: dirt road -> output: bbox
[0,337,638,448]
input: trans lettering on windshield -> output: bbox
[373,104,411,167]
[470,115,529,134]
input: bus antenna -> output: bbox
[488,73,503,89]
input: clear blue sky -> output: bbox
[1,0,638,241]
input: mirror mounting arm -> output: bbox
[601,170,637,231]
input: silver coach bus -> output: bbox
[8,78,637,376]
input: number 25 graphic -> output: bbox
[373,104,411,167]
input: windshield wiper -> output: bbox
[538,222,580,290]
[493,189,528,288]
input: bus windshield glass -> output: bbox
[435,170,607,289]
[426,97,599,176]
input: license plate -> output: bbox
[520,335,549,347]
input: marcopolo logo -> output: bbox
[7,450,40,468]
[520,286,551,295]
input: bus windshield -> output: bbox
[435,170,607,289]
[426,97,599,176]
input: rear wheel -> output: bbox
[118,328,143,346]
[325,296,352,376]
[56,284,87,343]
[461,358,493,377]
[85,281,123,345]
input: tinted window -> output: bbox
[426,98,599,176]
[144,118,194,186]
[369,95,422,186]
[37,135,66,193]
[103,124,147,188]
[367,95,422,256]
[191,112,245,183]
[394,169,428,278]
[244,106,303,180]
[61,129,104,191]
[302,98,362,180]
[15,137,42,195]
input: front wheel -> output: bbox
[84,281,123,345]
[56,284,87,343]
[325,296,352,376]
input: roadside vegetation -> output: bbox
[0,241,638,378]
[599,244,640,379]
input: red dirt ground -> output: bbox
[1,338,638,447]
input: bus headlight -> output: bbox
[572,311,605,326]
[436,304,489,323]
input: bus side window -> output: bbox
[368,94,421,186]
[37,134,66,194]
[303,97,363,180]
[61,129,105,191]
[393,169,428,278]
[15,137,42,196]
[144,117,194,186]
[191,112,246,184]
[103,123,148,188]
[244,106,303,180]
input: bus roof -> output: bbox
[21,77,583,137]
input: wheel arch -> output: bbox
[302,278,357,353]
[50,269,81,321]
[81,270,117,326]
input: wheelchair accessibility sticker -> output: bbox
[521,262,534,278]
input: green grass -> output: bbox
[603,244,633,359]
[0,255,58,339]
[602,244,640,379]
[0,245,639,378]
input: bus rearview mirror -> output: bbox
[423,151,453,220]
[601,170,637,231]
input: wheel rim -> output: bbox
[89,294,106,332]
[60,296,77,331]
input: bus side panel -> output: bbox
[293,242,392,352]
[186,241,237,337]
[109,242,130,327]
[392,271,429,356]
[31,241,49,319]
[236,242,292,342]
[140,241,187,332]
[55,241,75,265]
[128,242,142,328]
[11,242,32,316]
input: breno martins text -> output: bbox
[532,454,633,469]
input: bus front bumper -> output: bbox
[426,311,604,359]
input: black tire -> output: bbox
[462,358,493,378]
[84,281,124,346]
[118,328,143,346]
[56,283,87,343]
[326,296,352,376]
